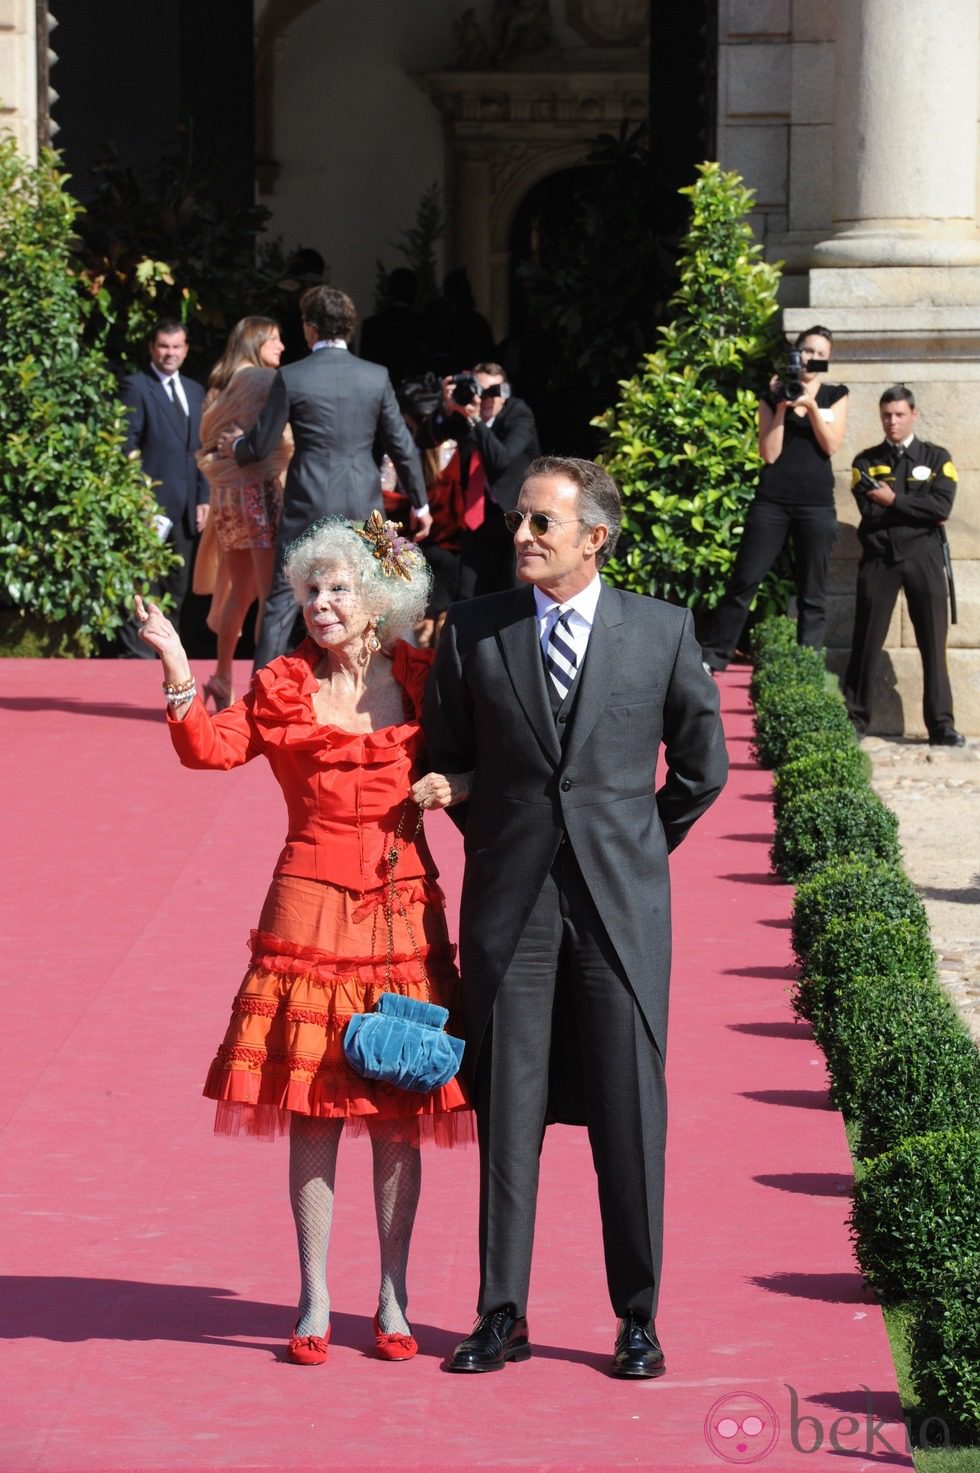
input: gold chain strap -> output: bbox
[377,799,431,1002]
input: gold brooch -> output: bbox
[357,509,419,582]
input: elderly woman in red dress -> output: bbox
[135,516,471,1366]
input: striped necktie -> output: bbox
[546,610,577,697]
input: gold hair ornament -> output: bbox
[357,509,421,582]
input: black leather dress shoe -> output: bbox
[446,1305,531,1373]
[611,1313,666,1379]
[929,728,966,747]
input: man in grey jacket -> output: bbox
[424,456,728,1378]
[219,286,428,667]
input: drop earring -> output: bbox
[366,628,381,654]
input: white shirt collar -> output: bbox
[151,365,180,385]
[311,338,348,352]
[533,574,602,629]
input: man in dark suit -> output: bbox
[843,385,963,745]
[424,456,728,1377]
[118,319,209,657]
[421,362,540,594]
[218,286,428,667]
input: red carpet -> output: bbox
[0,661,911,1472]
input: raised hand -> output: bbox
[134,596,192,684]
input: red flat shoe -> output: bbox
[288,1322,330,1365]
[373,1311,417,1362]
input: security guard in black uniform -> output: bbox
[843,384,964,746]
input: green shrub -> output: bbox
[771,787,900,881]
[823,968,943,1113]
[773,745,871,817]
[856,1006,980,1161]
[781,727,860,767]
[791,857,927,969]
[850,1130,980,1306]
[749,614,796,660]
[596,162,787,611]
[753,684,855,769]
[750,644,830,705]
[0,132,174,649]
[910,1251,980,1443]
[797,913,935,1035]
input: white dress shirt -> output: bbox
[534,575,602,671]
[151,365,189,416]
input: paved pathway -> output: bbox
[862,736,980,1042]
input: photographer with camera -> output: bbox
[701,326,848,671]
[420,362,541,595]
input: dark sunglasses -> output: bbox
[503,509,583,537]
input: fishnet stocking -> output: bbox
[368,1120,421,1335]
[289,1114,343,1337]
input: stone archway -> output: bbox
[417,65,647,340]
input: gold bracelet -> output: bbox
[162,676,195,695]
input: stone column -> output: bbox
[814,0,980,268]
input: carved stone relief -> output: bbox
[565,0,649,47]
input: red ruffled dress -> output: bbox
[167,638,472,1145]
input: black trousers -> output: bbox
[702,499,838,669]
[118,518,196,658]
[253,561,304,670]
[473,843,667,1321]
[843,540,953,736]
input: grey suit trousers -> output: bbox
[474,842,667,1321]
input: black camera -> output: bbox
[451,373,482,407]
[774,346,828,403]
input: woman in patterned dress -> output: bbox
[197,317,293,709]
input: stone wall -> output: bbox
[0,0,39,159]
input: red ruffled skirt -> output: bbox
[203,872,473,1145]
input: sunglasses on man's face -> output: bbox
[503,509,583,537]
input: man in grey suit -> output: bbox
[424,457,728,1377]
[219,286,428,667]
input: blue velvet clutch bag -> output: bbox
[343,992,465,1094]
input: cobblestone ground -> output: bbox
[863,735,980,1043]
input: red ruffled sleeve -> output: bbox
[390,641,434,720]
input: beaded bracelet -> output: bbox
[163,675,195,696]
[166,685,196,707]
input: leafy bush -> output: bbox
[749,614,796,660]
[74,132,285,380]
[822,968,943,1113]
[753,684,855,769]
[782,726,861,768]
[910,1251,980,1443]
[771,787,901,881]
[855,1005,980,1161]
[0,133,174,650]
[850,1130,980,1305]
[597,162,787,611]
[750,643,829,705]
[773,745,872,817]
[797,914,935,1035]
[791,858,928,969]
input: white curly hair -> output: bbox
[284,517,432,645]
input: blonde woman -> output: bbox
[198,317,292,708]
